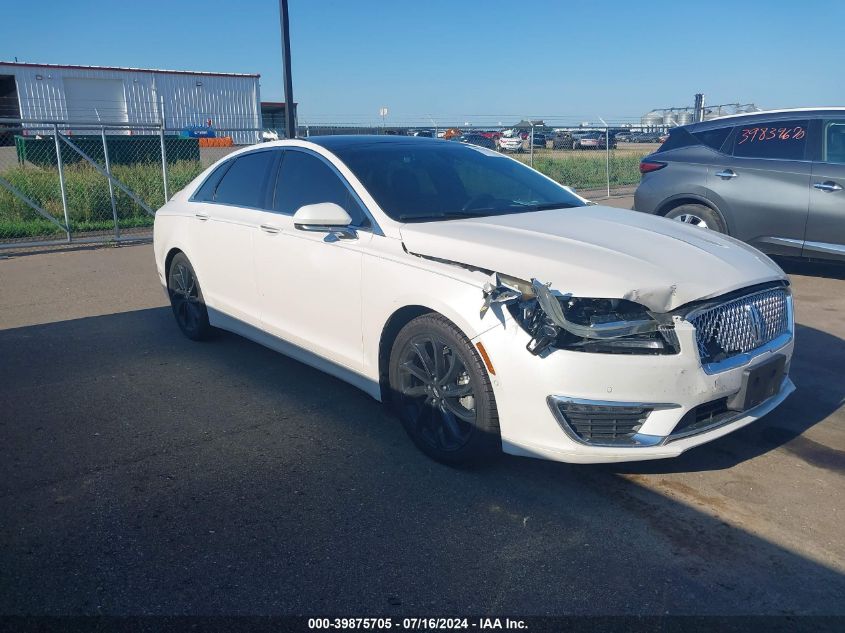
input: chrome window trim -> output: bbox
[546,396,680,448]
[727,156,813,165]
[686,291,794,375]
[802,240,845,256]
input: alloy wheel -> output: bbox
[168,261,203,334]
[397,335,477,452]
[674,213,709,229]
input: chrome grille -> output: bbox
[689,287,790,365]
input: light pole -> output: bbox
[380,107,388,134]
[278,0,296,139]
[599,116,610,198]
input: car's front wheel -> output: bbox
[664,203,727,233]
[167,252,213,341]
[388,314,501,465]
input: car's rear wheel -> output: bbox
[664,203,727,233]
[167,253,213,341]
[388,314,501,465]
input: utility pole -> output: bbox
[279,0,296,139]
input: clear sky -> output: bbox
[2,0,843,126]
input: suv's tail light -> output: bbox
[639,161,667,174]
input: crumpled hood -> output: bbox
[399,205,786,312]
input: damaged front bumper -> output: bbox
[473,279,796,464]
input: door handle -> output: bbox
[813,181,843,192]
[260,223,281,234]
[715,169,738,179]
[194,213,209,221]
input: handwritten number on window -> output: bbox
[738,126,805,144]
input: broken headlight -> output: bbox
[484,275,679,356]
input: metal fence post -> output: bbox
[53,124,72,243]
[529,125,534,168]
[159,97,169,204]
[101,127,120,239]
[605,126,611,198]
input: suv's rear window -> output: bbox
[655,127,695,152]
[655,125,732,153]
[732,120,809,160]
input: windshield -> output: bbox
[332,141,584,222]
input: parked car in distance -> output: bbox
[547,131,573,149]
[459,134,497,150]
[632,132,663,143]
[531,132,547,148]
[154,135,795,465]
[634,107,845,262]
[497,134,525,152]
[614,130,636,142]
[572,132,609,150]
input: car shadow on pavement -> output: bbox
[1,307,844,616]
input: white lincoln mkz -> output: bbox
[153,135,795,464]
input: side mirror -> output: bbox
[293,202,356,240]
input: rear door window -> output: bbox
[732,120,809,160]
[193,161,232,201]
[214,150,278,208]
[822,121,845,164]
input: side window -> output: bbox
[193,161,232,201]
[274,151,369,227]
[732,119,808,160]
[822,121,845,165]
[214,150,278,208]
[692,126,732,152]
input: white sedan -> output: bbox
[153,136,795,465]
[497,135,525,152]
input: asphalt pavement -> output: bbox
[0,224,843,616]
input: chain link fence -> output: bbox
[0,117,662,251]
[0,119,265,250]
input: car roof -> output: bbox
[690,107,845,131]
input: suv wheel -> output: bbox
[664,204,727,233]
[388,314,501,465]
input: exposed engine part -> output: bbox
[480,273,679,357]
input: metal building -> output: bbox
[0,61,261,142]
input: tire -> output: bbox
[167,252,213,341]
[388,314,501,465]
[664,203,727,233]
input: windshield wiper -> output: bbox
[518,202,577,211]
[397,203,577,222]
[397,210,492,222]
